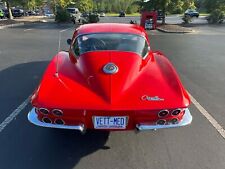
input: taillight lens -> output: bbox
[52,109,63,116]
[158,110,169,117]
[39,108,49,115]
[171,109,181,116]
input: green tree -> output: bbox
[204,0,225,12]
[74,0,93,12]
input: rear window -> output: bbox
[74,33,149,58]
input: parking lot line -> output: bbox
[188,92,225,139]
[24,28,33,32]
[60,28,70,33]
[0,96,30,133]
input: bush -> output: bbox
[55,7,71,23]
[207,9,224,24]
[88,13,100,23]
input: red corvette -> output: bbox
[28,23,192,133]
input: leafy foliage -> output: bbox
[93,0,139,13]
[55,5,71,22]
[207,9,224,24]
[204,0,225,24]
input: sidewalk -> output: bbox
[0,16,50,29]
[157,24,194,33]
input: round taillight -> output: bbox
[170,118,179,124]
[158,110,169,117]
[172,109,181,116]
[156,119,166,125]
[52,109,63,116]
[39,108,49,115]
[42,117,52,123]
[55,119,65,125]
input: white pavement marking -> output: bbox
[0,96,30,133]
[60,28,70,33]
[188,92,225,139]
[24,28,33,32]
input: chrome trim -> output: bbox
[158,109,169,118]
[171,108,182,116]
[103,63,119,74]
[28,108,85,132]
[136,108,192,131]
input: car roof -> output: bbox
[77,23,146,37]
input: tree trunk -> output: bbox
[6,1,13,20]
[162,6,166,25]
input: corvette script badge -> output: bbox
[103,63,118,74]
[141,95,164,101]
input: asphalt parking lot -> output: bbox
[0,17,225,169]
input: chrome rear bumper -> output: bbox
[28,108,192,132]
[27,108,85,132]
[136,108,192,131]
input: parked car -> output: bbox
[157,10,163,20]
[12,8,24,17]
[27,10,36,16]
[119,11,126,17]
[2,9,9,18]
[66,8,81,23]
[184,9,199,18]
[100,12,105,17]
[44,11,54,18]
[0,9,4,19]
[28,23,192,133]
[80,12,89,24]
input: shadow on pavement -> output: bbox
[0,61,48,120]
[0,61,110,169]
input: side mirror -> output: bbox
[148,46,151,52]
[67,39,72,45]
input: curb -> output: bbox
[156,27,194,33]
[0,23,24,29]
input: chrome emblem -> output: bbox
[103,63,118,74]
[141,95,164,101]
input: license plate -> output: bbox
[93,116,127,129]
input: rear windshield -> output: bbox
[75,33,149,57]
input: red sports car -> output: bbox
[28,23,192,133]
